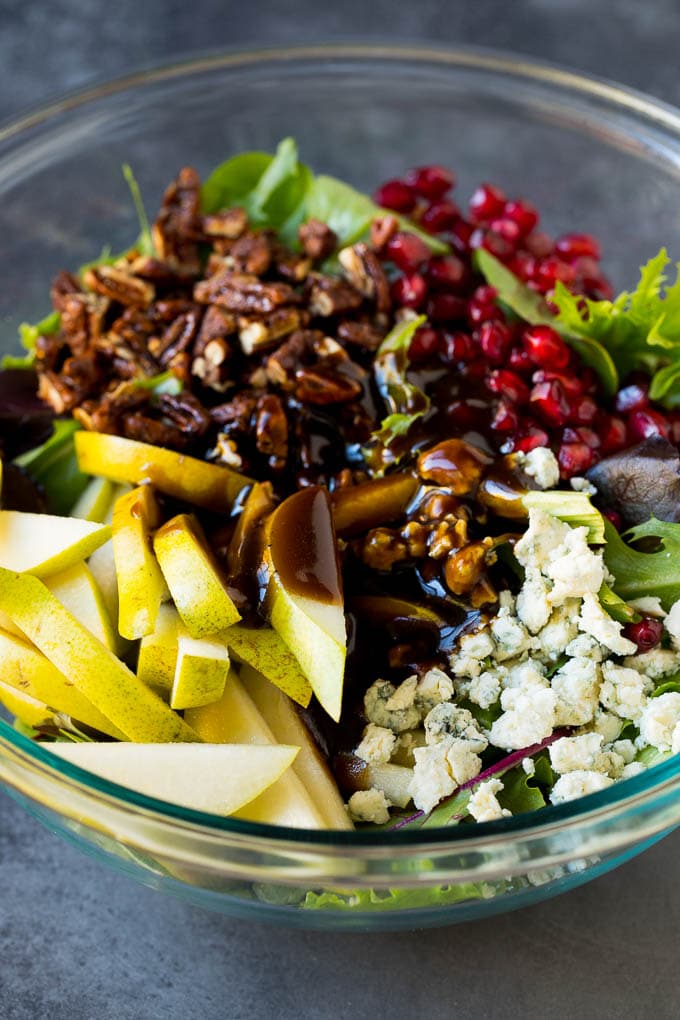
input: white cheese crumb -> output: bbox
[516,567,553,634]
[514,509,572,572]
[621,761,647,779]
[552,656,600,727]
[600,662,652,721]
[467,669,502,709]
[449,628,496,679]
[664,599,680,650]
[537,602,580,660]
[627,597,666,618]
[490,608,532,661]
[347,788,392,824]
[502,659,548,690]
[578,593,638,656]
[521,447,560,490]
[545,528,604,603]
[522,757,536,777]
[570,476,597,496]
[488,685,557,751]
[549,732,624,777]
[385,674,418,711]
[588,710,625,744]
[364,679,421,733]
[637,692,680,751]
[622,648,680,680]
[467,778,511,822]
[611,739,637,765]
[355,723,397,765]
[550,770,614,804]
[564,633,603,662]
[409,742,481,813]
[424,703,488,752]
[416,668,454,711]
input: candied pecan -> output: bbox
[151,299,200,323]
[37,372,77,414]
[227,231,275,275]
[273,244,312,283]
[192,338,232,391]
[428,516,468,560]
[307,274,363,317]
[370,215,399,253]
[34,332,67,372]
[294,366,363,405]
[107,307,156,353]
[194,305,238,346]
[202,207,248,239]
[83,265,155,309]
[336,319,385,351]
[210,391,258,430]
[158,392,211,437]
[338,243,391,314]
[361,528,410,571]
[443,539,494,596]
[152,166,202,266]
[417,439,493,495]
[123,393,209,451]
[194,271,299,315]
[50,271,82,312]
[38,351,101,413]
[238,307,306,355]
[129,255,198,284]
[298,219,337,261]
[148,310,200,366]
[264,330,313,387]
[212,433,244,469]
[254,394,288,469]
[74,383,149,433]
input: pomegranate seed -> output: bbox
[450,219,475,252]
[391,272,428,309]
[572,256,601,279]
[530,379,570,427]
[623,617,664,653]
[567,394,598,425]
[488,218,522,244]
[532,369,583,397]
[514,422,550,453]
[441,331,475,363]
[374,179,417,213]
[602,508,622,530]
[467,292,502,326]
[425,254,469,290]
[447,399,485,429]
[534,256,576,290]
[627,409,670,442]
[408,326,440,363]
[615,382,649,414]
[599,415,628,455]
[479,321,512,363]
[385,231,431,272]
[558,441,595,478]
[585,276,614,301]
[486,369,530,405]
[562,426,600,450]
[421,200,460,234]
[406,165,455,200]
[469,183,506,222]
[522,325,570,370]
[508,346,534,375]
[491,400,519,432]
[470,227,515,261]
[524,232,554,257]
[503,199,538,237]
[508,253,537,281]
[427,293,467,323]
[555,233,601,261]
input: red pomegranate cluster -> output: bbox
[372,165,680,480]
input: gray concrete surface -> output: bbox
[1,2,679,1017]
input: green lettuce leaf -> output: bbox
[522,489,605,544]
[598,582,640,624]
[2,310,62,370]
[303,880,496,912]
[122,164,155,257]
[603,516,680,611]
[14,419,89,515]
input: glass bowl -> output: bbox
[1,44,680,931]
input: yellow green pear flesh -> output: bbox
[0,681,55,730]
[45,562,117,651]
[239,664,352,829]
[223,624,312,708]
[0,568,198,743]
[75,431,253,513]
[154,514,241,638]
[0,511,111,578]
[70,477,117,522]
[186,672,326,828]
[46,742,299,816]
[171,631,230,710]
[0,628,125,739]
[137,603,180,698]
[112,486,166,640]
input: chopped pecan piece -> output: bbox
[294,366,363,405]
[50,271,83,312]
[370,215,399,253]
[254,394,289,469]
[210,391,258,430]
[298,219,337,261]
[123,392,210,451]
[202,207,248,239]
[307,274,363,317]
[192,337,232,391]
[83,265,155,309]
[194,304,238,346]
[152,166,202,266]
[264,329,323,387]
[58,292,110,355]
[74,382,149,433]
[194,271,299,315]
[338,243,391,314]
[238,307,306,355]
[227,231,275,275]
[129,255,198,284]
[148,310,200,366]
[34,332,67,372]
[336,319,385,351]
[37,351,101,413]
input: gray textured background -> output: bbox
[1,2,680,1018]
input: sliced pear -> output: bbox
[0,568,198,743]
[70,477,117,522]
[0,511,111,578]
[0,608,28,640]
[87,484,132,649]
[186,671,326,828]
[154,514,241,638]
[46,562,117,651]
[331,473,418,537]
[0,628,124,738]
[112,486,166,640]
[260,487,346,721]
[0,681,55,730]
[75,431,253,512]
[46,742,298,816]
[226,480,274,577]
[171,629,230,710]
[137,602,180,698]
[240,664,352,829]
[224,624,312,707]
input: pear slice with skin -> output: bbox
[186,671,326,828]
[70,477,117,523]
[46,742,299,816]
[112,485,167,640]
[260,487,346,722]
[46,562,117,651]
[0,511,111,578]
[154,514,241,638]
[170,628,230,710]
[0,568,198,743]
[75,431,253,513]
[137,602,180,698]
[0,681,55,730]
[0,628,125,739]
[223,624,312,708]
[239,664,352,829]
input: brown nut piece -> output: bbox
[443,538,495,596]
[298,219,337,261]
[417,439,493,496]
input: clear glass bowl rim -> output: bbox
[1,42,679,854]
